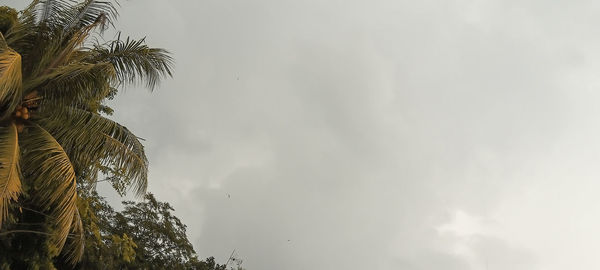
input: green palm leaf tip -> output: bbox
[20,123,80,258]
[63,0,117,33]
[0,123,21,228]
[94,36,174,90]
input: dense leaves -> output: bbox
[63,191,227,270]
[0,191,229,270]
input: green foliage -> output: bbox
[64,191,227,270]
[0,190,229,269]
[110,233,137,263]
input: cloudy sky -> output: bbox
[10,0,600,269]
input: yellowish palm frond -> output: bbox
[0,123,21,228]
[20,122,78,252]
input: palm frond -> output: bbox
[93,35,173,90]
[21,0,41,18]
[4,7,38,51]
[29,14,113,81]
[0,32,6,48]
[38,0,73,25]
[20,122,78,252]
[63,0,117,33]
[26,61,115,103]
[63,207,84,264]
[36,106,148,196]
[0,36,22,120]
[39,0,55,23]
[0,123,21,229]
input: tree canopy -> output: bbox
[0,190,230,269]
[61,191,227,270]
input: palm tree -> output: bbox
[0,0,172,263]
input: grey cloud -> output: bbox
[103,0,585,269]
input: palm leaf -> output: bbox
[39,0,54,23]
[0,34,23,121]
[21,0,41,19]
[63,208,84,264]
[38,0,73,25]
[63,0,117,33]
[0,123,21,228]
[19,122,78,252]
[92,36,173,90]
[4,8,38,52]
[27,13,113,82]
[36,106,148,196]
[25,61,115,103]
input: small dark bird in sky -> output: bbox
[227,193,231,198]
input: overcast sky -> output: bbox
[9,0,600,269]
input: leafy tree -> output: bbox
[56,191,227,270]
[0,0,172,264]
